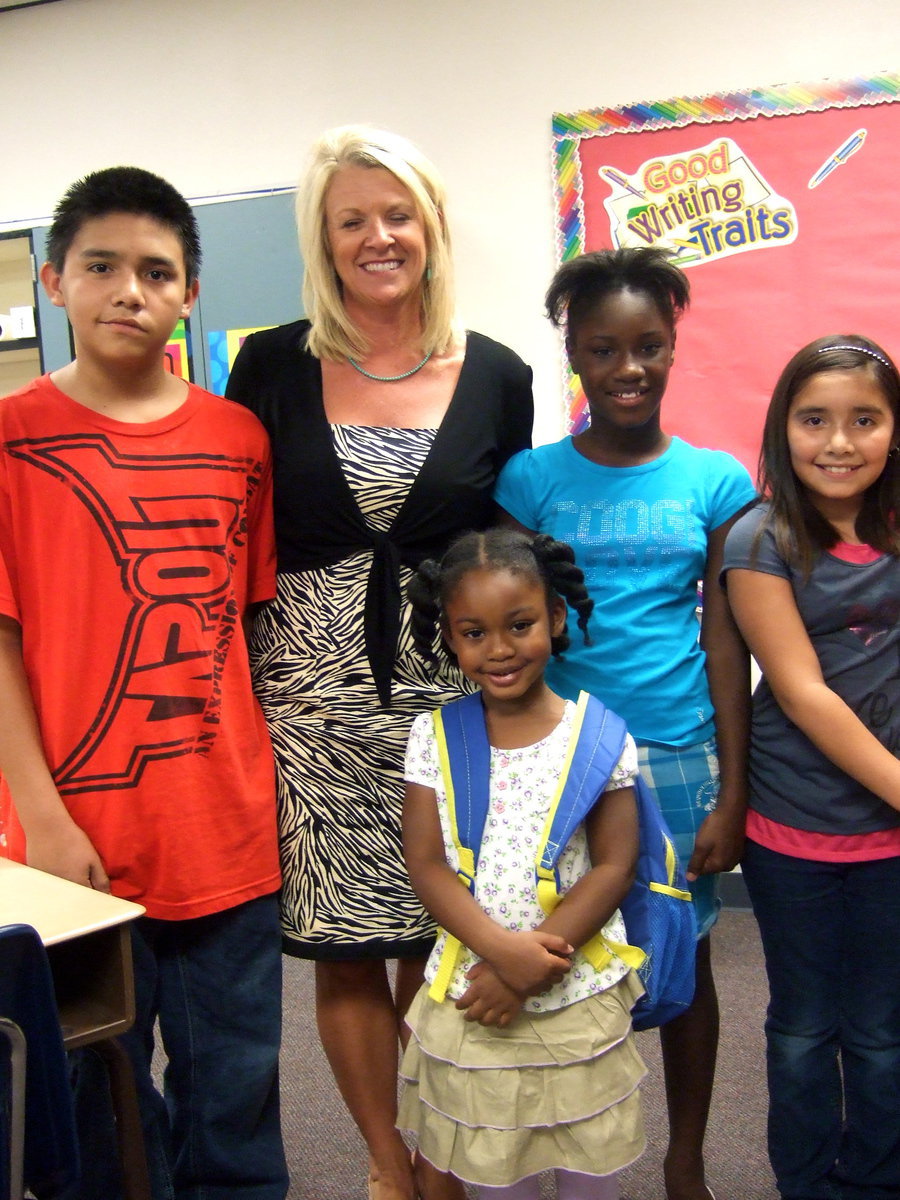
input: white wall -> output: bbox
[1,0,897,442]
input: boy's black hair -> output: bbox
[46,166,202,284]
[408,528,594,668]
[545,247,690,344]
[758,333,900,571]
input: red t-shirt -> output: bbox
[0,376,280,918]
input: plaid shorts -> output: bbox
[635,737,721,938]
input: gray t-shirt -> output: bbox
[723,504,900,834]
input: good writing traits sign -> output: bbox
[552,74,900,473]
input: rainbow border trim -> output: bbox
[551,72,900,431]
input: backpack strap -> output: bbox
[535,691,626,908]
[537,693,645,974]
[432,690,491,884]
[429,690,645,1002]
[655,833,693,900]
[429,692,489,1001]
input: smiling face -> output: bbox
[324,164,428,317]
[787,368,896,529]
[40,212,197,370]
[442,566,566,709]
[566,288,674,436]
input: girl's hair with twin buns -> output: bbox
[408,528,594,667]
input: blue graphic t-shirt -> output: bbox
[495,436,756,746]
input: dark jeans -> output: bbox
[742,839,900,1200]
[64,892,288,1200]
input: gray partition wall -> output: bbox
[191,190,303,392]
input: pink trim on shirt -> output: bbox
[746,538,898,861]
[747,809,900,862]
[828,541,883,564]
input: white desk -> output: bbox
[0,858,144,1048]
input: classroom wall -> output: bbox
[1,0,897,443]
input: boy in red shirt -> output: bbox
[0,166,287,1198]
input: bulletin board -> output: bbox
[552,72,900,474]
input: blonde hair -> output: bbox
[297,125,460,361]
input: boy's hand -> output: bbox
[456,962,523,1027]
[26,818,110,892]
[488,929,572,996]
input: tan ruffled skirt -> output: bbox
[398,973,646,1187]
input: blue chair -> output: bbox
[0,923,79,1198]
[0,1016,25,1200]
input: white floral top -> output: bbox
[404,700,638,1012]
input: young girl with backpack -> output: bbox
[722,335,900,1200]
[494,248,757,1200]
[400,528,646,1200]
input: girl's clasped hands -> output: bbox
[456,929,573,1026]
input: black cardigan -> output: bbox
[226,321,533,704]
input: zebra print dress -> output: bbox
[250,423,468,959]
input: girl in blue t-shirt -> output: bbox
[495,248,755,1200]
[722,335,900,1200]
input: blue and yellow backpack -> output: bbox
[429,689,697,1030]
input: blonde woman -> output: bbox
[226,126,533,1200]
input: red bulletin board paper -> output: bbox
[551,74,900,475]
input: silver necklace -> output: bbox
[346,350,432,382]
